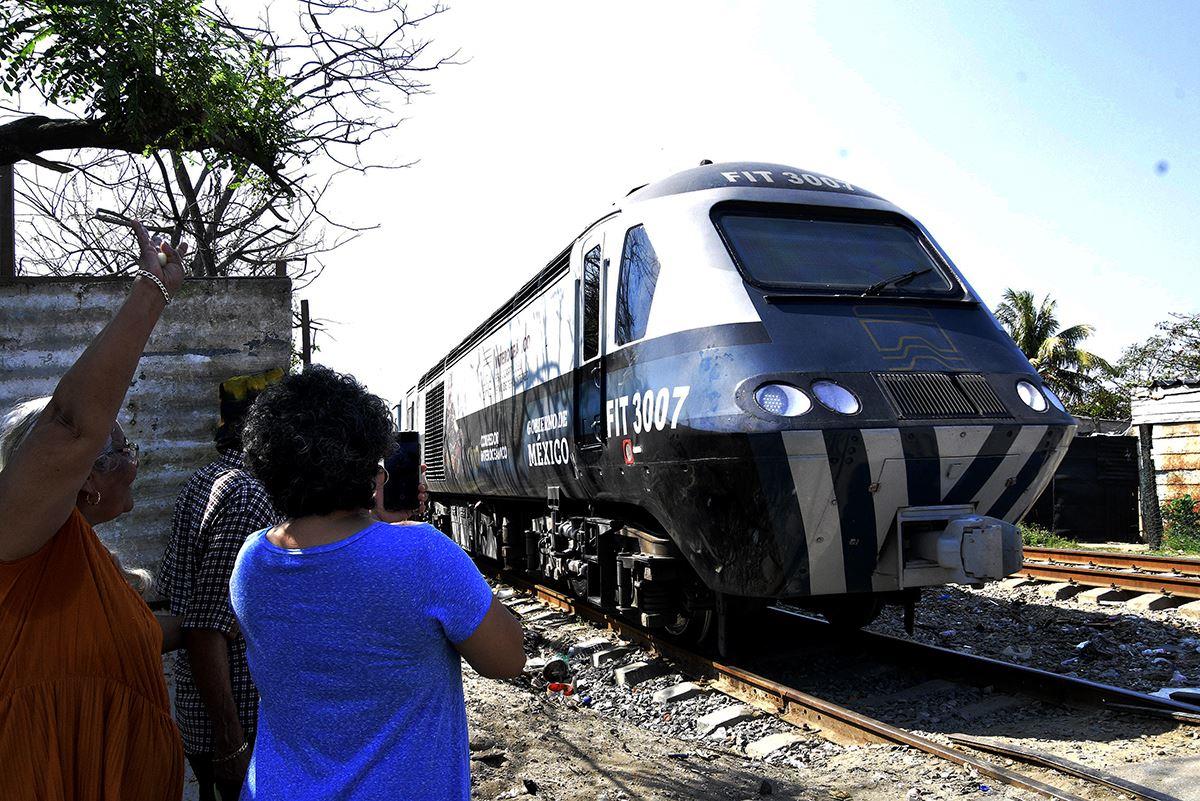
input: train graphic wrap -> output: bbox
[406,162,1076,639]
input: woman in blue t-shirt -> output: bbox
[231,366,525,801]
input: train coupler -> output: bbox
[898,506,1022,586]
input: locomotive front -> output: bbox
[601,162,1076,617]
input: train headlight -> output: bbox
[1044,386,1067,413]
[812,380,861,415]
[754,383,812,417]
[1016,380,1048,412]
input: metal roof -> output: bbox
[1074,417,1132,436]
[1147,378,1200,389]
[626,161,882,203]
[1131,379,1200,425]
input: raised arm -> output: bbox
[0,224,186,560]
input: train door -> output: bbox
[574,234,607,454]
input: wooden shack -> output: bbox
[1131,380,1200,504]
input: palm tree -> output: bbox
[994,289,1112,403]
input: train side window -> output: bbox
[582,245,602,361]
[615,225,661,345]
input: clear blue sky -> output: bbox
[301,0,1199,405]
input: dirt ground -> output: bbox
[465,669,992,801]
[169,656,1080,801]
[468,583,1200,801]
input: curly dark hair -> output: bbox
[242,365,394,518]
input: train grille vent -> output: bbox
[424,382,447,480]
[875,372,1010,419]
[954,373,1009,417]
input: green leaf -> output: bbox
[15,25,51,60]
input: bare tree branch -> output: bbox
[6,0,453,287]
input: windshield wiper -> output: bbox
[861,267,933,297]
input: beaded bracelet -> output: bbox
[134,269,172,306]
[212,741,248,763]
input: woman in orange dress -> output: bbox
[0,221,188,801]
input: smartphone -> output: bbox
[383,431,422,513]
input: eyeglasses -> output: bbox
[118,441,140,462]
[98,440,139,466]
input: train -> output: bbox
[401,160,1077,652]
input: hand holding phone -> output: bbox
[380,432,423,520]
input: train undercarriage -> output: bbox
[431,496,922,654]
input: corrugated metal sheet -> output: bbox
[0,277,291,578]
[1025,435,1139,542]
[1075,418,1132,436]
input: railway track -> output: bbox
[492,570,1200,801]
[1021,547,1200,600]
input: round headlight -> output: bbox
[754,383,812,417]
[812,380,861,415]
[1016,380,1048,412]
[1043,386,1067,413]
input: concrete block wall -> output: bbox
[0,277,291,575]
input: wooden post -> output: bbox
[300,299,312,367]
[1138,423,1163,548]
[1,164,15,278]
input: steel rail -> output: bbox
[948,735,1182,801]
[1018,561,1200,599]
[1022,547,1200,577]
[497,572,1094,801]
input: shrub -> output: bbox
[1161,495,1200,553]
[1019,522,1076,549]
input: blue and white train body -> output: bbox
[404,161,1076,641]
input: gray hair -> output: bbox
[0,397,52,473]
[0,396,153,594]
[0,397,117,472]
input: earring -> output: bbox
[87,490,102,506]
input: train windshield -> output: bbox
[715,211,956,296]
